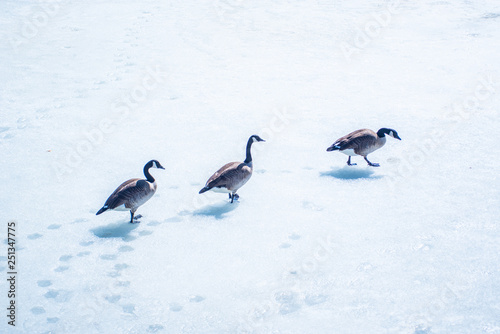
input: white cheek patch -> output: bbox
[153,161,158,168]
[389,131,394,137]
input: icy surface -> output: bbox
[1,0,500,333]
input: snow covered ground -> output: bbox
[1,0,500,333]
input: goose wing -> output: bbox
[333,129,377,152]
[206,162,251,190]
[104,178,152,209]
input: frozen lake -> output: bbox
[1,0,499,333]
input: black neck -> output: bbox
[144,163,155,182]
[244,137,254,164]
[377,128,389,138]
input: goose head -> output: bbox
[250,135,266,143]
[377,128,401,140]
[146,160,165,170]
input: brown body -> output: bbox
[96,160,164,223]
[199,135,265,202]
[204,161,253,194]
[331,129,386,157]
[100,178,157,213]
[327,128,401,167]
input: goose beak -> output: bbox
[326,146,334,151]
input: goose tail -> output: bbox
[326,145,340,152]
[199,186,211,194]
[96,206,108,215]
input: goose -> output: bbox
[326,128,401,167]
[199,135,265,203]
[96,160,165,223]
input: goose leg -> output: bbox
[229,193,239,203]
[130,210,141,223]
[364,156,380,167]
[347,156,357,166]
